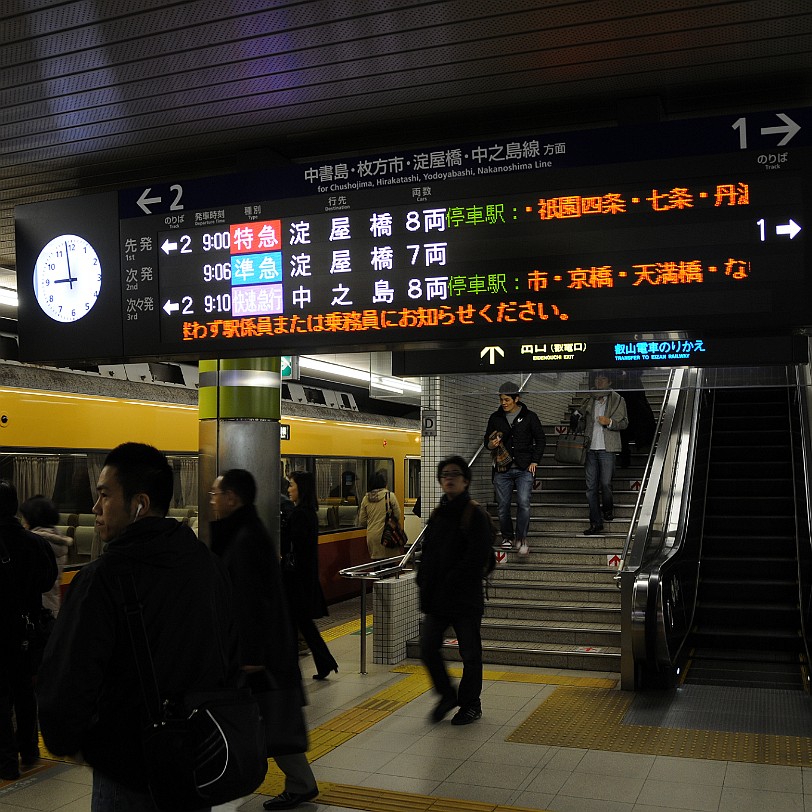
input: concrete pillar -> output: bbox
[197,357,281,550]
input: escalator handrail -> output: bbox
[791,365,812,680]
[615,369,682,572]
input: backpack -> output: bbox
[426,499,498,589]
[461,499,498,579]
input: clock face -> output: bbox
[33,234,102,323]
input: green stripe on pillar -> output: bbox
[198,357,281,419]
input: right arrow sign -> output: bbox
[776,220,802,240]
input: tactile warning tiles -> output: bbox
[311,781,546,812]
[507,685,812,766]
[321,613,373,642]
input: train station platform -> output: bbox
[3,598,811,812]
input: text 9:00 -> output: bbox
[203,262,231,282]
[202,232,230,252]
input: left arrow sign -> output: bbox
[161,239,178,254]
[163,300,179,315]
[137,187,162,214]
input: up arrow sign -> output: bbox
[480,346,505,365]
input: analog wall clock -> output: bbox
[33,234,102,323]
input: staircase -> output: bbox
[683,387,804,689]
[409,373,665,673]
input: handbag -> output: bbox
[119,574,267,811]
[380,491,408,549]
[489,430,513,472]
[252,673,309,756]
[554,431,590,465]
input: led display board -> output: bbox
[16,108,811,364]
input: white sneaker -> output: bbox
[500,539,513,550]
[518,543,529,556]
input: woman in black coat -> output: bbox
[282,471,338,681]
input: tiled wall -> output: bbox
[418,371,590,516]
[372,571,420,664]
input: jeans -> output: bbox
[493,467,534,540]
[91,771,212,812]
[419,613,483,710]
[585,449,616,526]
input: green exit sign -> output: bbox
[281,356,298,379]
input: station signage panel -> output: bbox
[15,108,811,364]
[392,334,807,375]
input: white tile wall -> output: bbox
[418,371,590,514]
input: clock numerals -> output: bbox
[34,234,102,323]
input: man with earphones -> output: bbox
[37,443,239,812]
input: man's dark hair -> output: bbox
[220,469,256,506]
[0,479,18,518]
[103,442,173,516]
[436,455,471,482]
[289,470,318,512]
[20,495,59,528]
[368,470,387,491]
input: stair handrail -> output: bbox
[340,373,535,582]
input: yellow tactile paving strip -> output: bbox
[507,685,812,766]
[38,609,811,808]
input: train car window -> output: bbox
[303,387,327,406]
[362,459,395,495]
[406,457,421,499]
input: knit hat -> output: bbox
[498,381,521,397]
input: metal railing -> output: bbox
[338,373,535,672]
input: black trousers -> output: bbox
[0,648,37,777]
[419,613,483,710]
[293,612,337,676]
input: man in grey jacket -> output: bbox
[573,372,628,535]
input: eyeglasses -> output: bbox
[208,490,225,497]
[439,471,464,479]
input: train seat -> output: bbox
[53,525,75,539]
[75,513,96,527]
[336,505,359,527]
[168,507,193,523]
[73,526,98,563]
[58,513,77,526]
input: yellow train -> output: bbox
[0,379,420,601]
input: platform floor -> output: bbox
[3,599,812,812]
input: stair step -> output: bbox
[406,638,621,671]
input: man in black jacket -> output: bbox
[483,382,545,556]
[209,468,318,811]
[0,480,57,780]
[37,443,239,812]
[417,456,493,726]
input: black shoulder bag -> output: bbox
[118,573,267,811]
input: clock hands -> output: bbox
[53,241,78,289]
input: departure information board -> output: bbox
[16,107,811,363]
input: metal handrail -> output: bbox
[338,373,535,671]
[615,368,681,580]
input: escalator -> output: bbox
[683,388,805,689]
